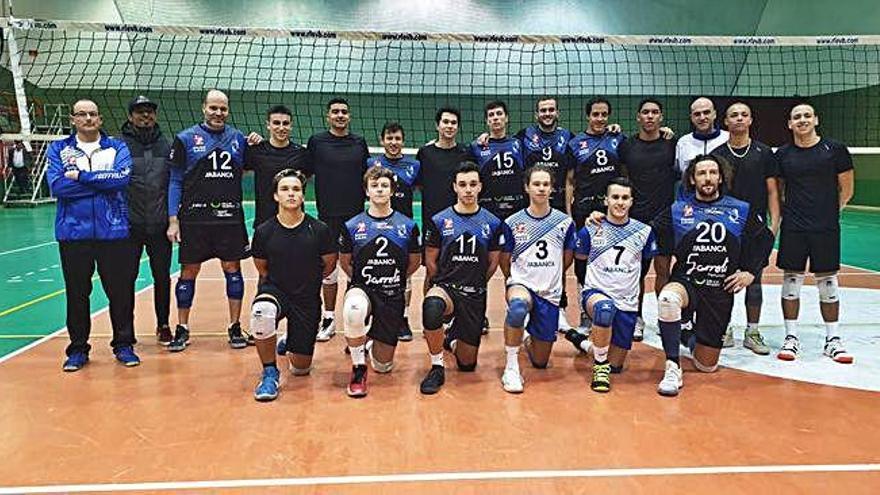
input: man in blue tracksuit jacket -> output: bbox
[46,99,139,372]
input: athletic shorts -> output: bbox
[255,282,321,356]
[581,288,639,350]
[319,214,356,252]
[523,290,559,343]
[438,283,487,348]
[179,222,249,264]
[671,276,734,349]
[777,229,841,273]
[349,284,405,347]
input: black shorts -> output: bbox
[255,282,321,356]
[439,283,488,348]
[672,276,734,349]
[777,229,841,273]
[179,222,250,264]
[319,214,355,252]
[350,284,405,347]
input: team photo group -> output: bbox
[46,88,855,402]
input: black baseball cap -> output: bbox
[128,95,158,113]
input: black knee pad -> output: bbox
[745,279,763,307]
[455,354,477,372]
[422,296,447,331]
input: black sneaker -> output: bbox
[443,330,456,352]
[564,329,589,354]
[227,322,248,349]
[419,365,445,395]
[481,316,490,336]
[398,317,414,342]
[167,325,190,352]
[156,325,173,346]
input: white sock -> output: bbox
[349,345,366,366]
[825,321,840,340]
[593,344,609,363]
[179,323,188,330]
[430,352,444,367]
[783,320,798,338]
[323,310,334,320]
[746,323,759,333]
[505,345,519,370]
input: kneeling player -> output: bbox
[250,170,337,401]
[652,155,772,397]
[339,166,421,398]
[499,165,576,393]
[419,162,504,394]
[566,177,657,392]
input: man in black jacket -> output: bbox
[121,96,174,344]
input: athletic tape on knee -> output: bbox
[816,274,839,304]
[657,290,683,323]
[422,296,447,331]
[342,291,370,339]
[370,355,394,373]
[693,357,719,373]
[505,298,529,328]
[175,278,196,309]
[290,364,312,376]
[781,272,805,301]
[592,299,617,328]
[322,265,338,286]
[224,271,244,299]
[250,299,278,340]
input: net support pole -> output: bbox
[5,19,34,152]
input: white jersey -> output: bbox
[675,130,729,175]
[575,218,657,312]
[503,208,576,305]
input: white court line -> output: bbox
[0,240,56,257]
[1,463,879,494]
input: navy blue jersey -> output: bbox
[653,195,773,290]
[516,125,573,211]
[424,206,503,294]
[467,136,526,219]
[339,211,421,296]
[366,155,421,219]
[566,131,624,215]
[168,123,247,225]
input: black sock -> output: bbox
[659,320,681,365]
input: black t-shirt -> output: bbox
[776,138,853,232]
[618,136,677,224]
[250,215,336,299]
[245,141,310,228]
[307,131,369,218]
[416,143,468,223]
[714,140,779,218]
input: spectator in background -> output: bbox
[8,140,33,194]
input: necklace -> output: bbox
[726,139,751,159]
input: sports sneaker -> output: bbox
[167,325,190,352]
[113,346,141,367]
[591,362,612,393]
[743,328,770,355]
[657,360,683,397]
[419,365,446,395]
[564,328,591,354]
[777,335,800,361]
[62,351,89,372]
[443,329,457,352]
[578,310,592,332]
[633,317,645,342]
[722,326,735,348]
[254,366,280,402]
[244,328,256,346]
[481,316,490,336]
[347,365,368,398]
[276,336,287,356]
[823,337,854,364]
[398,318,414,342]
[557,311,572,332]
[156,325,173,346]
[501,367,524,394]
[316,316,336,342]
[227,322,248,349]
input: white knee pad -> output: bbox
[781,272,805,301]
[693,357,719,373]
[322,265,339,286]
[249,299,278,340]
[343,290,371,339]
[657,290,684,323]
[816,274,839,303]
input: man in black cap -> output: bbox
[120,95,174,344]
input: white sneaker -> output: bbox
[557,311,572,333]
[777,335,800,361]
[722,326,735,348]
[633,317,645,342]
[316,316,336,342]
[823,337,854,364]
[501,367,524,394]
[657,360,683,397]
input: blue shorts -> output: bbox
[581,288,639,350]
[525,292,559,343]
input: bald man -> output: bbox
[675,97,729,178]
[166,89,251,352]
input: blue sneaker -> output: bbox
[277,337,287,356]
[62,351,89,372]
[114,346,141,367]
[254,366,280,402]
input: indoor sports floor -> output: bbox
[1,204,879,494]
